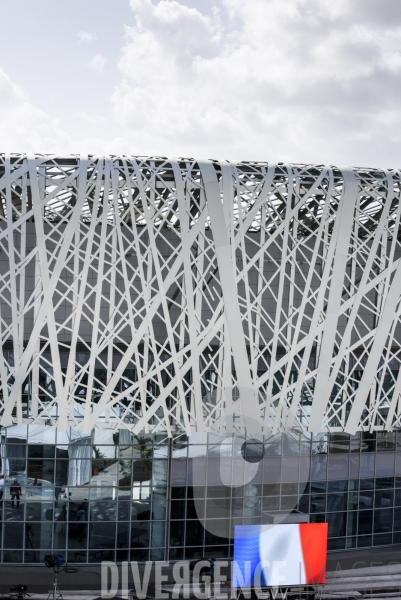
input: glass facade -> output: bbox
[0,426,401,563]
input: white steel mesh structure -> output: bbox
[0,154,400,435]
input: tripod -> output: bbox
[47,568,63,600]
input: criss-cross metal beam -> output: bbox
[0,154,400,435]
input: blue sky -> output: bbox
[0,0,400,167]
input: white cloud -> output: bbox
[75,111,108,125]
[110,0,401,167]
[0,68,26,108]
[71,135,129,155]
[88,54,107,72]
[77,31,97,43]
[0,67,129,156]
[0,68,70,153]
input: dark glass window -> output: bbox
[4,502,25,522]
[394,509,401,531]
[350,434,361,453]
[26,501,54,521]
[185,521,204,546]
[357,535,372,547]
[27,459,55,485]
[205,498,231,519]
[361,433,376,452]
[55,461,69,487]
[310,481,326,493]
[118,501,131,521]
[328,434,350,454]
[297,495,309,513]
[169,520,185,546]
[187,486,202,500]
[376,477,394,489]
[171,487,186,499]
[53,522,67,548]
[358,491,374,509]
[129,548,149,561]
[263,483,280,496]
[262,496,279,511]
[67,522,87,549]
[170,500,185,520]
[376,433,396,452]
[348,492,358,511]
[152,500,166,520]
[347,511,358,536]
[281,482,298,495]
[90,501,117,521]
[327,480,348,492]
[28,445,55,459]
[395,489,401,507]
[4,522,24,548]
[327,512,346,537]
[374,509,393,533]
[358,510,373,535]
[169,547,184,560]
[373,533,392,546]
[151,521,165,548]
[328,538,346,550]
[130,521,150,548]
[360,478,375,491]
[26,522,52,548]
[186,498,200,520]
[185,547,204,559]
[203,546,230,558]
[204,521,229,545]
[310,513,325,523]
[89,549,115,562]
[4,551,23,563]
[117,522,130,550]
[375,489,393,508]
[327,493,347,512]
[280,496,299,511]
[207,486,231,499]
[89,522,116,549]
[310,494,326,513]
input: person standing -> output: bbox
[0,475,4,501]
[10,478,21,508]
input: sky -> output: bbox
[0,0,400,167]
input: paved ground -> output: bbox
[2,547,401,599]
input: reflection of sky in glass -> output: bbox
[0,425,400,560]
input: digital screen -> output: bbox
[232,523,328,588]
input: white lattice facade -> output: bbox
[0,155,400,434]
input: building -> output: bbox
[0,155,400,564]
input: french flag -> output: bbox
[233,523,328,588]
